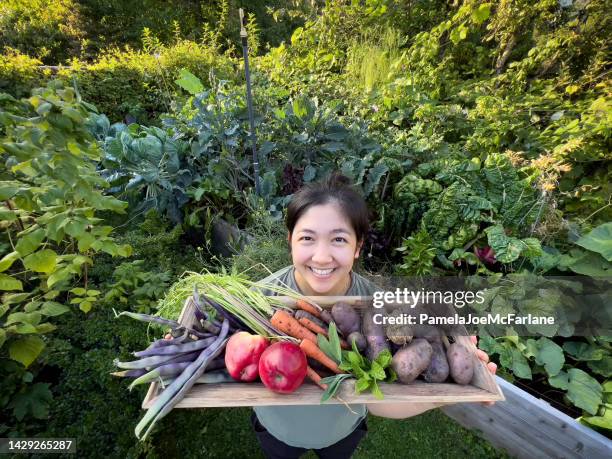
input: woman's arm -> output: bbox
[367,402,451,419]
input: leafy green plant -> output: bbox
[396,230,437,276]
[480,334,609,428]
[318,322,396,401]
[103,260,171,313]
[0,81,131,426]
[95,116,193,224]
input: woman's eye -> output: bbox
[299,236,313,241]
[334,237,347,243]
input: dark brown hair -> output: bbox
[286,173,369,242]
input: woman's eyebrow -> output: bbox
[298,228,350,234]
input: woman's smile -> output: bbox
[308,266,337,278]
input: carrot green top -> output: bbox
[253,265,376,449]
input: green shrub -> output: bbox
[55,39,237,123]
[0,50,47,98]
[0,0,83,64]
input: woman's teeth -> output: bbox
[310,267,335,277]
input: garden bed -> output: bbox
[443,377,612,459]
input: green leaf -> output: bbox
[320,374,352,403]
[579,411,612,431]
[370,361,386,380]
[385,367,397,383]
[80,300,93,312]
[501,347,532,379]
[531,338,564,377]
[563,342,605,361]
[0,328,5,348]
[70,287,87,295]
[566,368,603,415]
[317,334,335,362]
[0,273,23,291]
[9,336,45,368]
[568,251,611,276]
[40,301,70,317]
[77,233,96,252]
[576,223,612,261]
[548,371,569,390]
[15,228,46,257]
[174,68,204,95]
[7,382,53,420]
[0,184,18,200]
[371,381,384,400]
[0,251,20,273]
[355,377,371,394]
[327,322,342,364]
[23,249,57,273]
[587,356,612,377]
[0,209,17,221]
[471,3,491,25]
[6,311,41,326]
[374,349,393,369]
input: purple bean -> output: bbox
[153,351,200,367]
[198,320,220,334]
[136,320,230,439]
[111,369,147,378]
[114,353,183,370]
[117,311,181,328]
[134,336,217,357]
[128,361,193,390]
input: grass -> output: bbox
[150,407,508,458]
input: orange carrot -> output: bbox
[270,310,317,343]
[296,299,323,319]
[307,366,327,390]
[298,316,328,336]
[300,339,342,374]
[297,317,350,350]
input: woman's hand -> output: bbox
[470,335,497,407]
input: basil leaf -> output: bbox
[355,377,371,394]
[370,361,386,380]
[371,381,384,400]
[375,349,393,368]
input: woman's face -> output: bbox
[289,202,362,296]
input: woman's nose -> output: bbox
[311,243,333,264]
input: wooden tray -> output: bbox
[142,296,505,409]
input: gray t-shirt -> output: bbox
[254,266,377,449]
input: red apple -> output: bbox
[258,341,307,394]
[224,332,270,382]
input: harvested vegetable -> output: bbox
[306,366,328,390]
[296,299,325,319]
[270,310,317,343]
[331,302,360,336]
[447,343,474,385]
[155,272,304,337]
[392,339,433,384]
[135,319,230,440]
[423,342,449,383]
[297,316,329,337]
[300,339,342,374]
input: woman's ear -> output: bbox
[287,232,292,252]
[354,239,363,259]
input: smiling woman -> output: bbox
[253,173,375,458]
[287,175,369,296]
